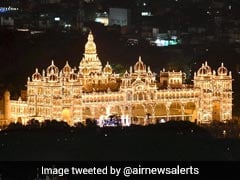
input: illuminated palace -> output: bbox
[0,31,233,126]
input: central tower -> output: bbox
[79,31,103,75]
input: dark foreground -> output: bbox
[0,121,240,161]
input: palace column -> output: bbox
[166,103,171,121]
[181,103,185,120]
[4,90,11,124]
[150,104,156,124]
[90,106,96,119]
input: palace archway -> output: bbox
[184,102,197,121]
[154,103,167,118]
[169,102,182,120]
[132,104,145,124]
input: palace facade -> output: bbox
[0,31,233,126]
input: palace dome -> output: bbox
[204,61,212,74]
[134,56,146,73]
[197,61,212,76]
[62,61,72,75]
[197,64,207,75]
[32,68,42,81]
[217,63,228,76]
[47,60,59,76]
[84,31,97,54]
[103,61,112,74]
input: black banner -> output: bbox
[0,161,239,179]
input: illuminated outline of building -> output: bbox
[0,31,233,126]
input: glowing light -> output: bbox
[17,28,29,32]
[155,39,168,46]
[0,6,18,13]
[95,17,109,26]
[54,17,60,21]
[64,24,71,28]
[61,108,71,123]
[141,12,152,16]
[160,119,166,123]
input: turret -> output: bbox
[3,90,11,121]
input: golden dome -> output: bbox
[62,61,72,75]
[204,61,211,74]
[47,60,59,76]
[217,63,228,76]
[197,61,212,76]
[48,64,58,82]
[134,56,146,73]
[197,64,207,75]
[32,68,42,81]
[84,31,97,54]
[103,61,112,74]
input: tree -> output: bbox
[26,119,40,129]
[41,120,70,130]
[74,122,85,128]
[112,63,126,75]
[86,118,98,128]
[6,122,25,131]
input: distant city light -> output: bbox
[141,12,152,16]
[95,17,109,26]
[0,6,18,13]
[154,38,178,47]
[95,12,109,26]
[64,24,71,28]
[54,17,60,21]
[17,28,29,32]
[30,31,44,35]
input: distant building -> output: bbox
[95,12,109,26]
[0,31,233,127]
[40,0,61,4]
[0,16,14,27]
[0,1,18,28]
[109,8,131,27]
